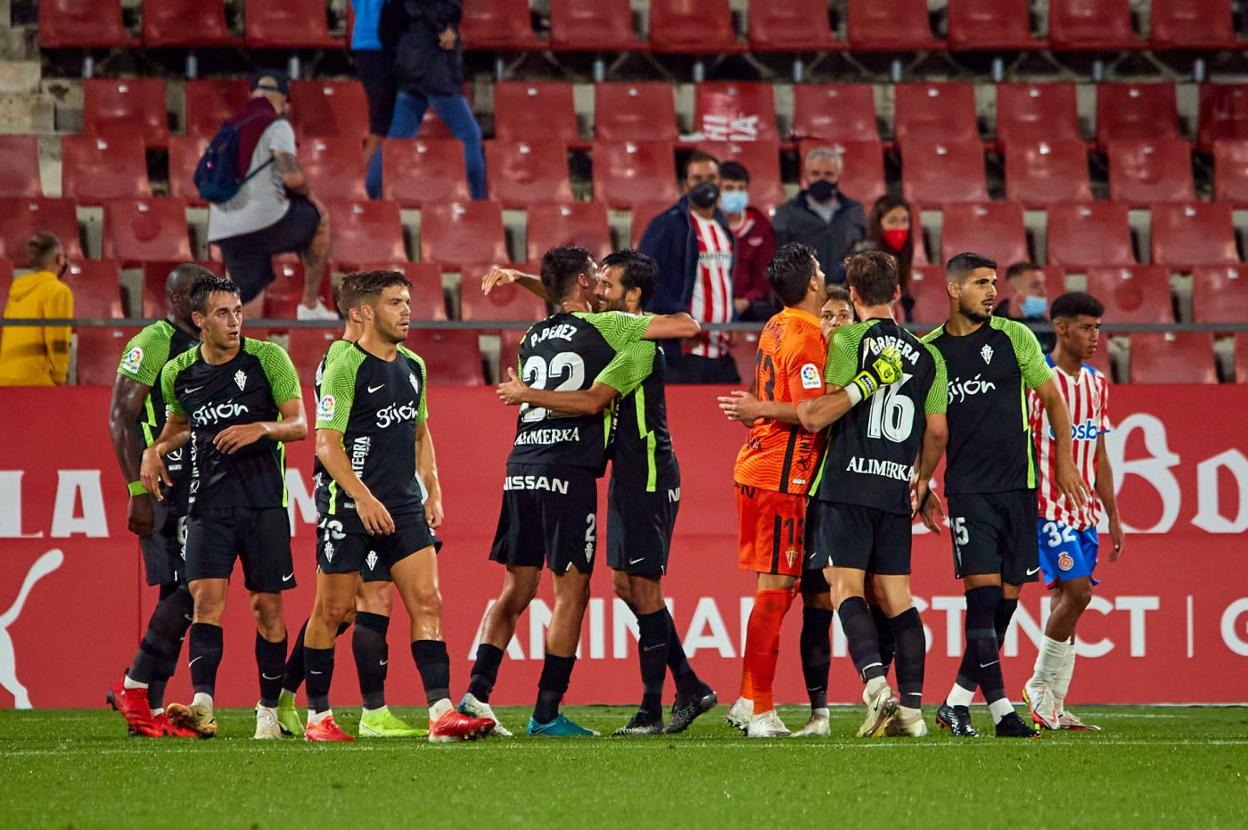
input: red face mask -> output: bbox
[882,228,910,252]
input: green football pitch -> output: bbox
[2,706,1245,829]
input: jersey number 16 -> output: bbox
[866,374,914,443]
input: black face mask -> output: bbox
[807,179,837,203]
[688,181,720,209]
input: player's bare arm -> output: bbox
[1095,435,1125,560]
[273,150,309,197]
[792,386,852,432]
[915,412,949,533]
[483,266,550,301]
[642,312,700,340]
[140,414,190,499]
[108,374,155,537]
[1034,378,1091,508]
[720,390,809,427]
[416,420,444,530]
[214,396,308,455]
[316,428,395,536]
[497,367,617,415]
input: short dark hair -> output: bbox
[540,246,594,303]
[683,150,719,178]
[1050,291,1104,320]
[26,232,61,270]
[767,242,819,306]
[844,250,899,306]
[825,286,851,305]
[190,276,241,314]
[1005,261,1042,281]
[945,252,997,281]
[341,270,410,313]
[719,161,749,183]
[601,248,659,306]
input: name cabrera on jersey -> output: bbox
[161,336,301,513]
[311,339,352,493]
[612,346,680,492]
[117,320,198,513]
[812,319,947,515]
[508,311,656,474]
[922,316,1053,496]
[315,343,429,529]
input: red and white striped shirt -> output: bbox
[689,212,733,358]
[1028,357,1110,529]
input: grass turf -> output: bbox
[2,705,1246,829]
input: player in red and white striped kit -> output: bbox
[1023,292,1125,731]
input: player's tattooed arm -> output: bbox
[316,428,396,535]
[482,266,550,301]
[213,396,308,454]
[140,413,191,500]
[1095,435,1125,561]
[109,375,156,536]
[496,367,618,414]
[1033,379,1091,509]
[415,420,444,529]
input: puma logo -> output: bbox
[0,549,64,709]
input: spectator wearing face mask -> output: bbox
[773,146,867,281]
[719,161,777,322]
[0,232,74,386]
[846,195,916,321]
[996,261,1056,351]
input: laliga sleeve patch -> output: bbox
[317,394,336,422]
[800,363,822,390]
[120,346,143,375]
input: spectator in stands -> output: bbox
[639,151,738,384]
[208,71,336,321]
[366,0,486,200]
[0,232,74,386]
[773,146,866,281]
[720,161,778,322]
[996,261,1055,351]
[351,0,405,166]
[846,195,916,321]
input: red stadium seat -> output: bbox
[83,79,169,147]
[1048,0,1140,51]
[411,84,476,140]
[748,0,841,51]
[328,200,407,267]
[285,329,345,386]
[894,83,979,145]
[407,330,485,386]
[1083,265,1174,323]
[900,140,987,205]
[907,265,950,326]
[245,0,343,49]
[1005,139,1092,206]
[791,84,879,143]
[485,140,573,208]
[940,203,1029,269]
[0,136,43,198]
[76,328,141,386]
[381,139,470,207]
[0,198,82,261]
[419,201,508,269]
[60,135,151,203]
[847,0,941,50]
[947,0,1041,51]
[1150,0,1238,49]
[648,0,742,54]
[261,260,308,320]
[1129,332,1218,384]
[167,135,209,206]
[62,260,124,319]
[694,82,778,143]
[39,0,137,48]
[995,83,1083,147]
[492,82,579,144]
[798,139,886,208]
[289,81,368,141]
[102,198,191,263]
[1046,202,1135,267]
[1198,85,1248,152]
[143,0,237,47]
[594,84,677,142]
[1214,140,1248,206]
[592,141,679,209]
[1190,265,1248,324]
[1108,139,1196,205]
[460,0,544,50]
[1151,203,1239,267]
[1238,335,1248,383]
[347,261,448,320]
[183,78,250,138]
[525,202,612,262]
[298,137,368,202]
[631,201,674,247]
[498,329,524,377]
[141,260,223,316]
[1096,84,1180,147]
[550,0,646,52]
[460,279,547,322]
[696,140,784,213]
[0,259,12,308]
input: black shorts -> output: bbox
[216,197,322,303]
[316,513,440,579]
[353,50,397,136]
[946,490,1040,584]
[185,506,296,592]
[805,500,913,575]
[138,497,187,586]
[606,479,679,578]
[489,464,598,574]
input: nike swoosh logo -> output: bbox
[979,660,999,669]
[309,670,323,675]
[642,644,664,652]
[185,385,204,394]
[1026,567,1042,576]
[261,673,281,680]
[379,659,388,666]
[282,573,294,582]
[188,656,204,667]
[629,557,645,565]
[368,384,385,393]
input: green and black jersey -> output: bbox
[612,344,679,492]
[117,320,198,513]
[508,311,656,475]
[922,316,1053,495]
[315,343,428,530]
[161,336,302,513]
[811,318,946,515]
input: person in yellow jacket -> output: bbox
[0,232,74,386]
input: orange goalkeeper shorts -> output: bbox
[735,483,807,576]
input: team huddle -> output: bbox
[104,242,1123,742]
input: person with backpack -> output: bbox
[204,71,337,320]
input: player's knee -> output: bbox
[356,585,392,617]
[611,571,633,605]
[499,582,538,613]
[313,595,354,627]
[408,584,443,619]
[250,595,284,635]
[1068,582,1094,610]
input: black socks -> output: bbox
[838,596,885,682]
[411,640,451,707]
[799,605,834,710]
[187,622,223,696]
[467,642,504,703]
[352,612,390,710]
[636,610,669,718]
[534,654,576,723]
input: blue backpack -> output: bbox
[193,110,277,204]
